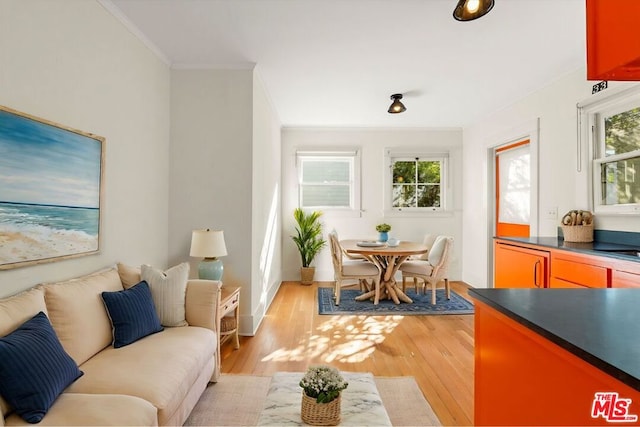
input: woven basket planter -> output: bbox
[300,267,315,286]
[561,224,594,243]
[300,392,341,426]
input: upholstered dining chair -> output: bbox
[399,235,454,305]
[328,232,382,305]
[410,234,437,261]
[330,229,367,261]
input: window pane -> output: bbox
[600,156,640,205]
[392,184,415,207]
[498,146,530,224]
[393,161,416,184]
[604,107,640,157]
[417,185,440,207]
[302,160,350,183]
[301,185,350,207]
[417,161,441,184]
[390,156,446,210]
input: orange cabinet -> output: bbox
[613,271,640,288]
[494,238,640,289]
[494,241,548,288]
[473,299,640,426]
[550,252,609,288]
[612,260,640,288]
[586,0,640,81]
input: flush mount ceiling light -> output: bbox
[388,94,407,114]
[453,0,495,21]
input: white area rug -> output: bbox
[185,373,441,426]
[258,372,391,426]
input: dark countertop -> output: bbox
[496,235,640,263]
[469,288,640,391]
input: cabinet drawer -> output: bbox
[551,258,608,288]
[221,294,239,313]
[612,270,640,288]
[550,277,590,289]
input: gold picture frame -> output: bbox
[0,105,105,270]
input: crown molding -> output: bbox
[97,0,171,66]
[171,62,256,70]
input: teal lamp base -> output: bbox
[198,258,224,281]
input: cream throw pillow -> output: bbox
[117,263,142,289]
[140,263,189,327]
[43,267,123,365]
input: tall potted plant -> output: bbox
[292,208,326,285]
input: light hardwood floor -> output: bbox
[220,281,475,426]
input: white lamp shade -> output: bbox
[190,229,228,258]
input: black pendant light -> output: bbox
[453,0,494,21]
[388,94,406,114]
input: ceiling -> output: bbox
[105,0,586,128]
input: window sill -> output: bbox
[594,205,640,216]
[319,209,363,219]
[383,209,454,218]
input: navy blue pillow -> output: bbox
[101,280,163,348]
[0,311,83,423]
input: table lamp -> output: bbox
[190,229,228,280]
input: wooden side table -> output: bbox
[219,286,240,349]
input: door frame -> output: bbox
[485,118,540,287]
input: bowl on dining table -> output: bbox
[387,238,400,247]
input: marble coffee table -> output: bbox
[257,371,392,426]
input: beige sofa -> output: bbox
[0,264,222,426]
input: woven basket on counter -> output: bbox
[561,224,594,243]
[301,392,341,426]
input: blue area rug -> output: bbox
[318,287,474,315]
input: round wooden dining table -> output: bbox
[340,239,428,304]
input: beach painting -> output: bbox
[0,106,104,270]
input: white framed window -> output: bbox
[384,149,448,214]
[581,87,640,215]
[296,149,361,216]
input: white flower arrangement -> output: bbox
[299,365,348,404]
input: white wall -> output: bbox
[169,68,253,327]
[282,128,463,282]
[250,71,282,333]
[0,0,171,297]
[1,1,280,333]
[461,67,640,289]
[169,68,282,335]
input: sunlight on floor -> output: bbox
[261,315,403,364]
